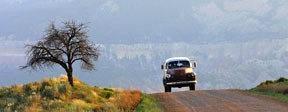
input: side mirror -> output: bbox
[161,65,164,70]
[193,62,197,68]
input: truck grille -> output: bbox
[167,73,195,82]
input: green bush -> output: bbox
[22,83,33,96]
[101,91,113,99]
[40,79,54,92]
[276,77,288,83]
[41,87,54,99]
[58,84,67,94]
[104,88,113,92]
[257,80,275,87]
[58,83,71,96]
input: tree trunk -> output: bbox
[67,71,74,86]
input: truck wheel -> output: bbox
[165,86,171,92]
[189,84,196,91]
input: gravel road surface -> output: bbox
[152,90,288,112]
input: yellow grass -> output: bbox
[0,75,143,112]
[116,90,141,110]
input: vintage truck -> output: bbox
[161,57,197,92]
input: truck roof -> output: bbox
[165,57,190,63]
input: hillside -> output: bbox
[247,77,288,103]
[0,75,161,112]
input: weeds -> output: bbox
[116,90,141,110]
[247,77,288,103]
[0,75,144,112]
[136,94,163,112]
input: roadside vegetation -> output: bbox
[247,77,288,103]
[0,75,161,112]
[136,94,162,112]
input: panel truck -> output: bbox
[161,57,197,92]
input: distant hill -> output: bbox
[2,39,288,93]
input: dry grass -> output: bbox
[254,77,288,94]
[255,84,288,93]
[248,77,288,103]
[0,75,142,112]
[116,90,141,110]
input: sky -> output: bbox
[0,0,286,58]
[1,0,288,44]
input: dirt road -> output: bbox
[152,90,288,112]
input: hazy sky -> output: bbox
[0,0,287,65]
[1,0,288,91]
[1,0,288,62]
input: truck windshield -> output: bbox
[167,61,190,69]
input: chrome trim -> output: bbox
[166,80,197,85]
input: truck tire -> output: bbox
[189,84,196,91]
[164,86,171,92]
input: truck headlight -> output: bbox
[185,68,193,74]
[166,74,171,78]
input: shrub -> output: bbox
[265,80,274,85]
[22,83,33,96]
[58,84,67,94]
[276,77,288,83]
[11,84,22,94]
[283,89,288,95]
[257,80,275,87]
[41,87,54,99]
[104,88,114,92]
[101,91,113,99]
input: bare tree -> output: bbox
[21,21,100,86]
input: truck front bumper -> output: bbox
[166,80,197,86]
